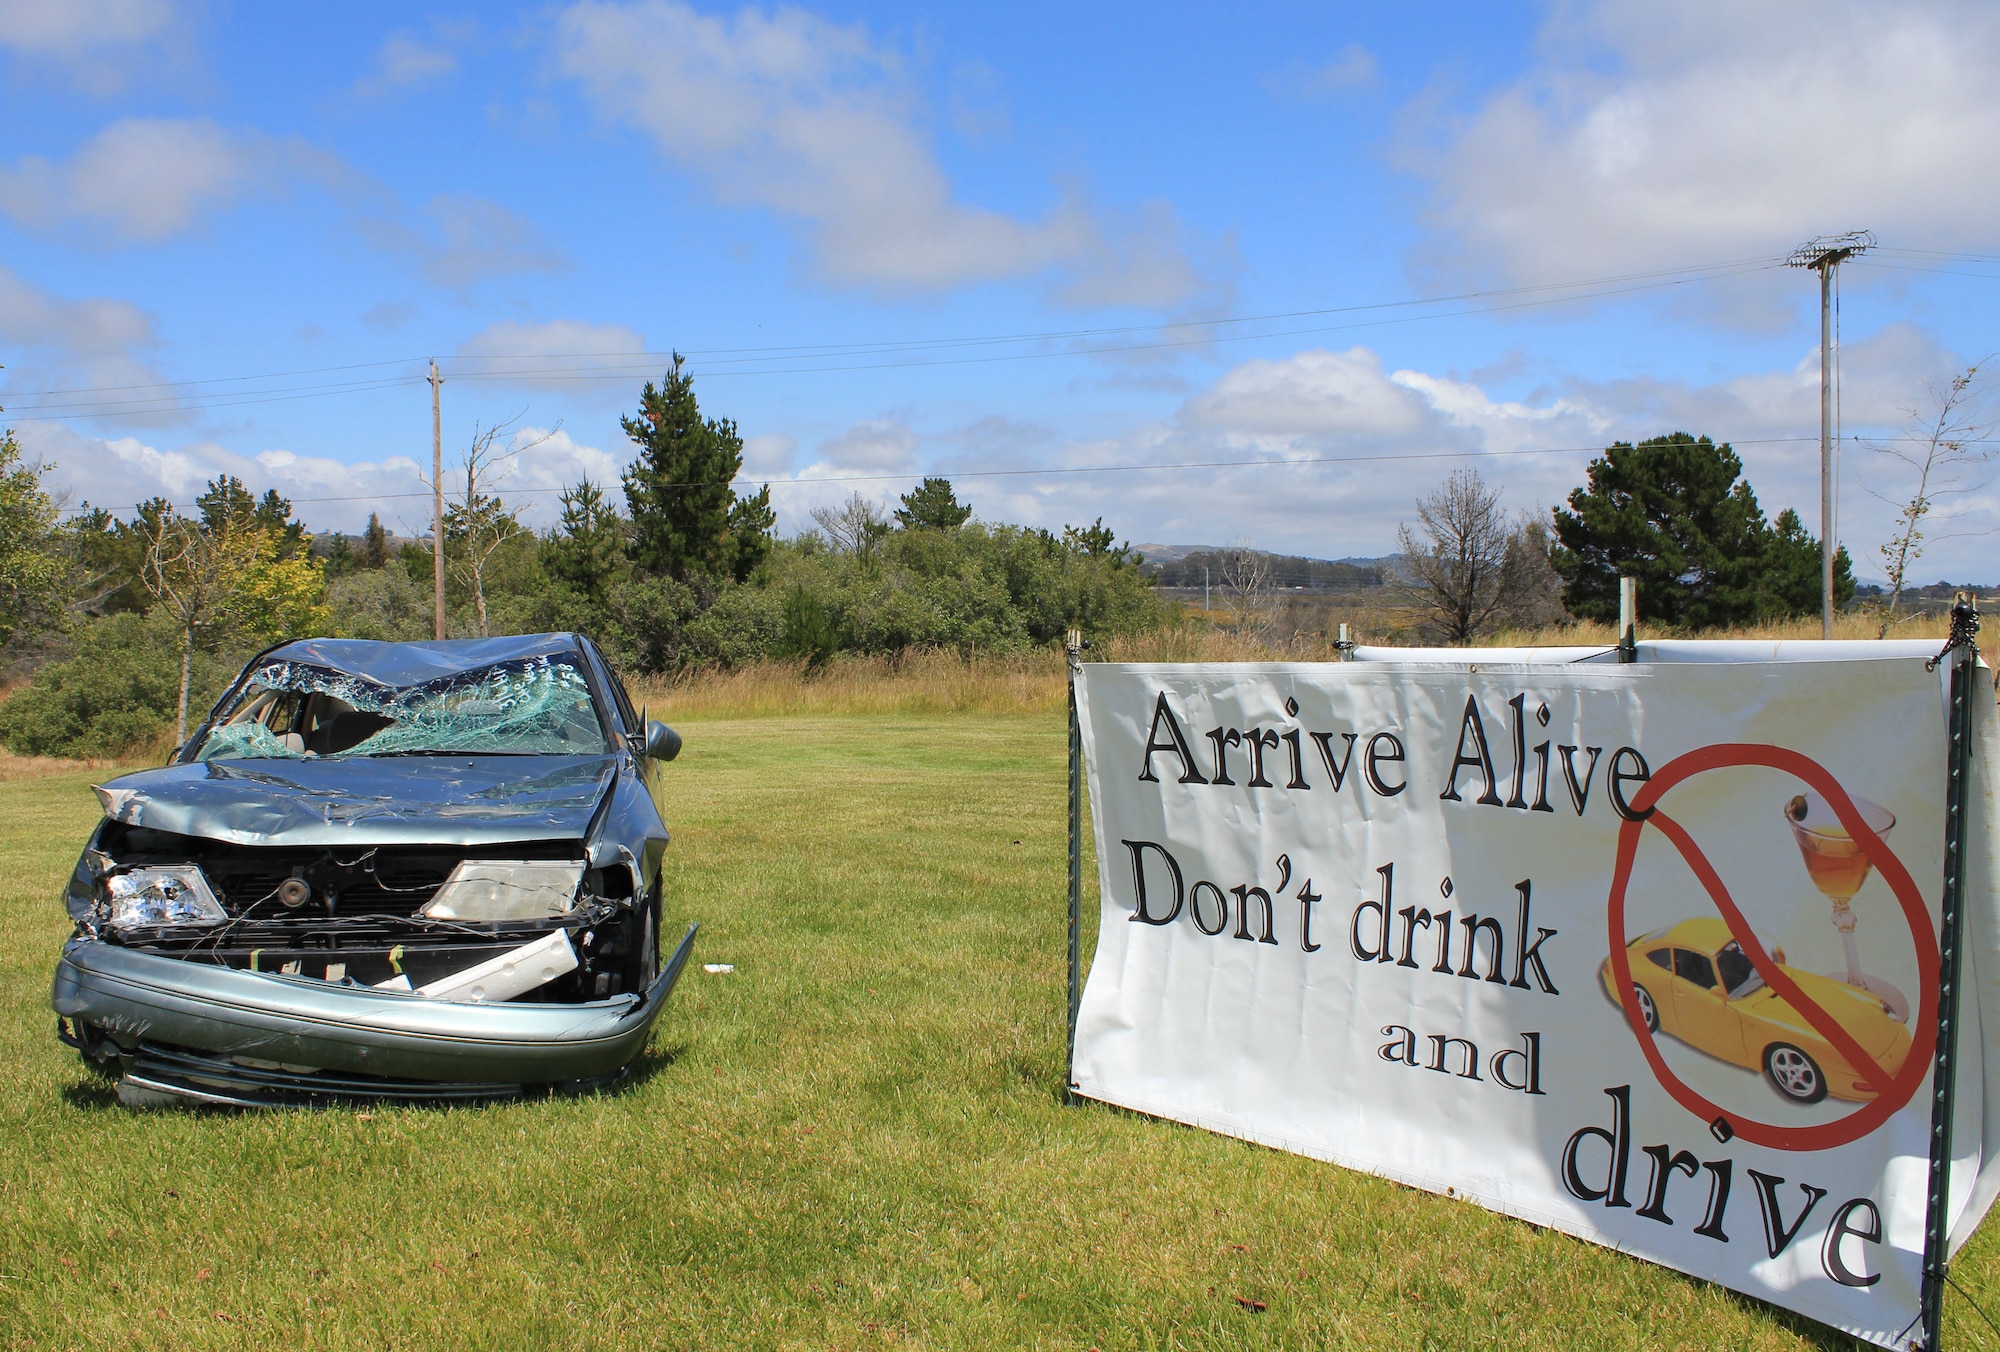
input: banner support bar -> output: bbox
[1065,630,1087,1099]
[1921,593,1981,1351]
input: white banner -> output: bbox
[1072,651,2000,1347]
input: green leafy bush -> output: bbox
[0,614,239,758]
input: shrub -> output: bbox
[0,613,239,758]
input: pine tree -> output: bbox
[324,533,357,578]
[1550,434,1853,626]
[360,513,390,570]
[725,484,776,582]
[895,477,972,531]
[621,354,763,582]
[1551,434,1771,627]
[546,480,628,601]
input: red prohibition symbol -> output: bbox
[1605,743,1940,1153]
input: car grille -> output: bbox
[157,840,584,918]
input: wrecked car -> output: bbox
[51,633,697,1107]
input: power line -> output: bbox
[133,434,1857,514]
[4,256,1785,422]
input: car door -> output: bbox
[1670,948,1745,1064]
[584,639,666,815]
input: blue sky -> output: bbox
[3,0,1997,579]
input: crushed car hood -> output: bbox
[93,754,619,847]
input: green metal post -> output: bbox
[1921,594,1980,1350]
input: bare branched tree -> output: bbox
[1494,511,1568,630]
[1216,541,1279,641]
[1869,360,1996,636]
[809,493,890,561]
[1398,467,1510,643]
[432,418,558,637]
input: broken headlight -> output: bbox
[418,860,585,922]
[105,867,227,928]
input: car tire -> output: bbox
[1764,1043,1829,1104]
[1632,984,1660,1033]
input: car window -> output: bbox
[1672,948,1717,990]
[1646,948,1671,971]
[194,653,609,759]
[1715,941,1765,997]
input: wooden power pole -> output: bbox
[1787,231,1872,639]
[429,358,445,640]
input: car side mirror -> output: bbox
[641,720,681,762]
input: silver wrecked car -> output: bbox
[51,633,697,1107]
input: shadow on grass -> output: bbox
[1724,1288,1875,1350]
[587,1037,692,1096]
[52,1036,697,1114]
[60,1077,122,1112]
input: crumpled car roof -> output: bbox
[259,633,585,687]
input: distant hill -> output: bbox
[1135,545,1394,590]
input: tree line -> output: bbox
[0,356,1160,756]
[0,356,1988,756]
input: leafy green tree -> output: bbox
[0,430,72,649]
[67,502,153,615]
[197,476,310,559]
[141,507,327,741]
[622,354,769,582]
[895,477,972,532]
[1552,434,1777,627]
[544,480,629,602]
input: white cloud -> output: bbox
[353,29,459,99]
[749,329,1992,577]
[17,421,624,534]
[1406,0,2000,307]
[1267,44,1380,101]
[741,432,795,476]
[466,425,628,514]
[810,418,918,472]
[0,118,310,243]
[552,0,1213,303]
[361,194,566,288]
[0,0,180,91]
[456,319,649,396]
[0,266,166,409]
[1187,347,1451,440]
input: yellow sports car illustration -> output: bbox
[1599,917,1911,1105]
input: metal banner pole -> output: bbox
[1921,593,1981,1350]
[1065,630,1085,1097]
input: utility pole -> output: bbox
[428,358,445,641]
[1787,231,1873,639]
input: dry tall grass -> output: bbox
[633,610,1966,721]
[0,749,134,783]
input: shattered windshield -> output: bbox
[194,653,608,760]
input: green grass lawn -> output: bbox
[1,714,1995,1350]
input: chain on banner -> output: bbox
[1065,635,2000,1350]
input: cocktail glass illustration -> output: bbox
[1785,791,1908,1022]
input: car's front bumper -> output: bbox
[51,924,696,1103]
